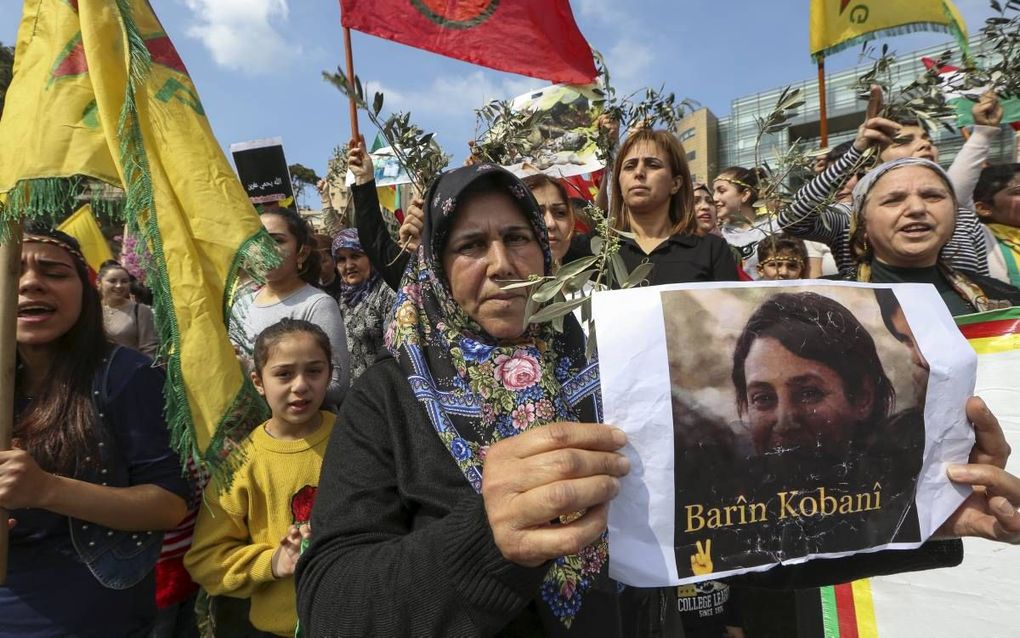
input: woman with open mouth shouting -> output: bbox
[845,158,1020,315]
[1,225,190,636]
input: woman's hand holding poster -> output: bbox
[593,281,977,586]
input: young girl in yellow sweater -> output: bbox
[186,318,335,636]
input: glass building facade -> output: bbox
[716,36,1017,174]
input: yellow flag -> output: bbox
[376,185,399,213]
[0,0,279,471]
[57,204,114,272]
[810,0,968,60]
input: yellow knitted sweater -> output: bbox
[185,413,334,636]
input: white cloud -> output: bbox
[572,0,655,89]
[364,81,406,110]
[371,72,544,117]
[182,0,298,73]
[604,37,655,89]
[354,72,545,160]
[574,0,630,27]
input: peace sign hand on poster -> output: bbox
[691,539,714,576]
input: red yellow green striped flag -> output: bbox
[956,307,1020,355]
[817,581,877,638]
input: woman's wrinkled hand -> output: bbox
[316,178,332,205]
[481,422,630,567]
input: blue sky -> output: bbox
[0,0,1000,182]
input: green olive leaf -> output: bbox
[556,255,599,280]
[528,297,587,324]
[621,261,654,289]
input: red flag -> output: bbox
[340,0,597,85]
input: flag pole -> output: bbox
[818,56,829,148]
[0,219,24,585]
[342,27,361,142]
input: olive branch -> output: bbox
[743,86,820,238]
[590,51,699,162]
[470,99,546,166]
[965,0,1020,99]
[322,68,451,196]
[323,68,451,258]
[854,44,958,135]
[503,200,650,359]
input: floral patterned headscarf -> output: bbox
[331,228,380,308]
[385,163,604,627]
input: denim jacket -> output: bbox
[67,346,164,590]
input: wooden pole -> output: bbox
[342,27,361,142]
[0,219,24,585]
[818,57,829,148]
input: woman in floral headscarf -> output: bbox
[331,228,396,381]
[295,164,1018,637]
[297,163,647,636]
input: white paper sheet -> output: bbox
[593,280,976,586]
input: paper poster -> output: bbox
[230,137,295,205]
[593,281,977,586]
[501,83,604,179]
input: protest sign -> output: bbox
[593,281,977,586]
[500,83,604,179]
[231,137,295,205]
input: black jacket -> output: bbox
[354,182,409,291]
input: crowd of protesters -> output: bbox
[5,83,1020,638]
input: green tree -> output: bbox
[0,42,14,115]
[288,163,321,209]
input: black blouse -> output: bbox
[565,232,741,285]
